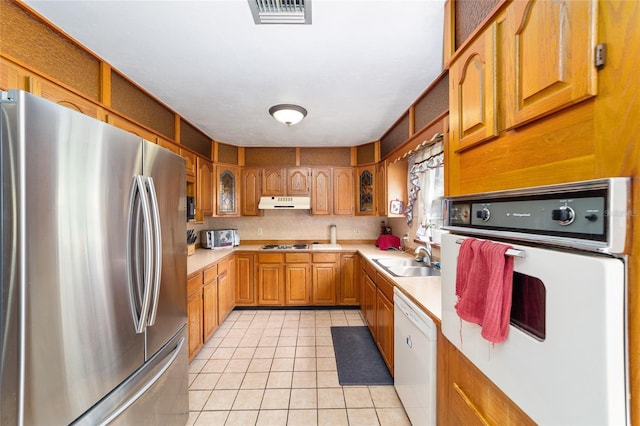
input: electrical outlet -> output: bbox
[355,227,360,235]
[257,228,263,235]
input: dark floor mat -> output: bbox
[330,326,393,386]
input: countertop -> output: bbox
[187,243,441,322]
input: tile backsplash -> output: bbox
[187,210,384,244]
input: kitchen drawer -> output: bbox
[217,257,230,276]
[257,253,284,263]
[376,272,394,301]
[286,253,311,263]
[313,253,339,263]
[187,271,203,295]
[203,264,218,284]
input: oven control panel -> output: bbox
[444,178,630,254]
[468,196,605,234]
[448,196,606,240]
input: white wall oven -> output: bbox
[441,178,630,425]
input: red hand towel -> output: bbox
[455,238,514,343]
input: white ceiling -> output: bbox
[24,0,445,147]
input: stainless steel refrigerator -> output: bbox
[1,89,188,425]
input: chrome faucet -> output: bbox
[414,244,432,266]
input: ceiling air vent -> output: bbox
[248,0,312,25]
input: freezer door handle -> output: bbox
[72,336,186,426]
[127,176,154,334]
[145,177,162,326]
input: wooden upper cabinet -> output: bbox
[218,165,240,216]
[106,113,156,142]
[311,167,332,215]
[181,148,197,182]
[261,167,310,196]
[34,77,105,120]
[286,167,311,195]
[356,165,375,216]
[262,167,286,196]
[376,162,388,217]
[333,167,354,216]
[197,158,214,217]
[0,58,103,120]
[449,22,497,151]
[157,137,181,155]
[504,0,597,129]
[241,167,262,216]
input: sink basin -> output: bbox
[374,258,425,267]
[386,266,440,277]
[373,258,440,277]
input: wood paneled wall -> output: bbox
[0,0,101,100]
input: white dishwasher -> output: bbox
[394,287,437,426]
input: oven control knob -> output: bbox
[551,206,575,225]
[585,213,598,222]
[476,208,491,221]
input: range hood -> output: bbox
[258,196,311,210]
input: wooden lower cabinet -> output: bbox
[257,264,285,305]
[338,253,358,305]
[440,331,535,425]
[358,256,394,375]
[218,258,235,323]
[375,272,394,375]
[376,288,394,375]
[285,253,312,305]
[285,264,311,305]
[312,253,339,305]
[187,272,204,361]
[257,254,286,305]
[312,266,337,304]
[187,255,236,360]
[202,280,218,342]
[362,270,377,335]
[235,253,255,305]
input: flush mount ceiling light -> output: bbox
[269,104,308,126]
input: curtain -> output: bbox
[404,134,444,242]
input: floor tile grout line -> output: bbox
[188,309,407,426]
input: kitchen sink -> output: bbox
[386,266,440,277]
[374,258,425,267]
[373,258,440,277]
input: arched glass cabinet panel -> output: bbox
[218,167,238,215]
[358,168,374,214]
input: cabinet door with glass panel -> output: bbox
[356,165,376,216]
[217,165,240,216]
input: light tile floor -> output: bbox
[187,309,411,426]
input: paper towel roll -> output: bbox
[330,225,337,245]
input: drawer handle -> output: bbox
[453,382,491,426]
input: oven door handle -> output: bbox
[455,238,526,258]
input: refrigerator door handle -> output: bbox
[72,335,186,426]
[127,176,154,334]
[145,177,162,326]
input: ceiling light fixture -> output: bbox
[269,104,308,126]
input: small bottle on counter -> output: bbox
[380,221,386,235]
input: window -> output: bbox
[405,134,444,243]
